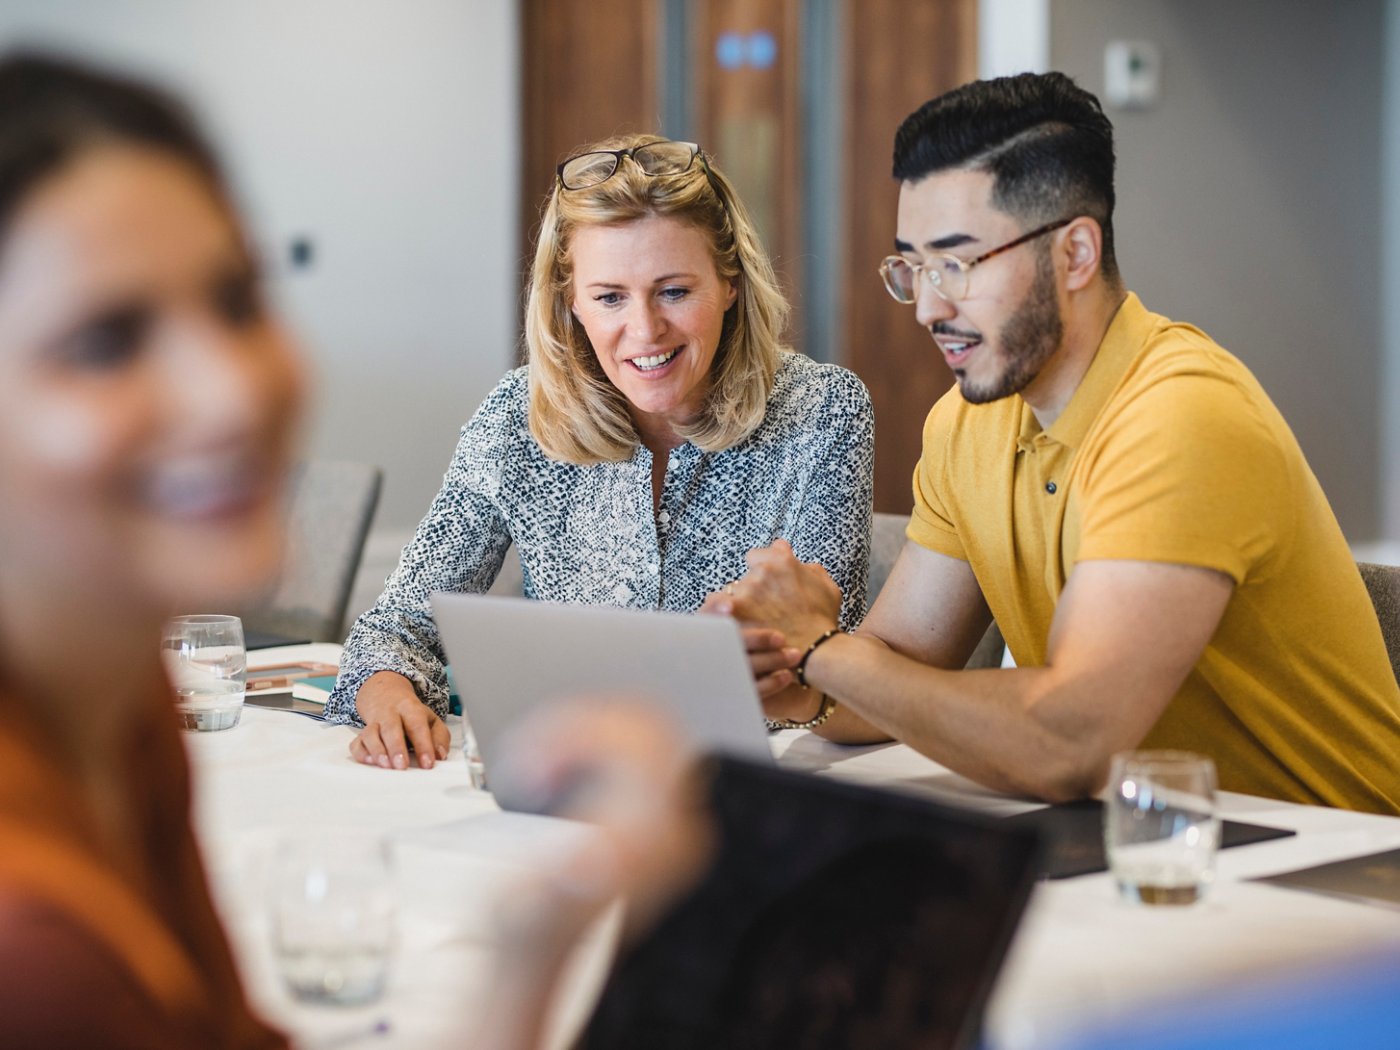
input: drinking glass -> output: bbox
[1105,750,1219,905]
[463,720,488,791]
[270,835,396,1005]
[162,614,246,732]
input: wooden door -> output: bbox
[519,0,659,261]
[842,0,978,513]
[521,0,980,514]
[691,0,805,349]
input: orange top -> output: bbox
[0,680,287,1049]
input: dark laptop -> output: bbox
[577,756,1043,1050]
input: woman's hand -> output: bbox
[732,626,801,698]
[348,670,451,770]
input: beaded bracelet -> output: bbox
[793,628,841,689]
[765,692,838,732]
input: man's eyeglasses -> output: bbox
[878,218,1073,304]
[557,140,710,191]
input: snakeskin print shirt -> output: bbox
[327,352,874,722]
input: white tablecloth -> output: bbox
[188,645,1400,1050]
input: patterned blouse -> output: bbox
[327,351,874,723]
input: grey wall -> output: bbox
[0,0,520,532]
[1385,0,1400,546]
[1052,0,1384,543]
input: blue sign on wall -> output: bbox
[715,30,779,70]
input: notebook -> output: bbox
[429,593,774,812]
[1252,847,1400,911]
[578,755,1043,1050]
[245,661,338,717]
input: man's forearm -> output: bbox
[801,632,1107,800]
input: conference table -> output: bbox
[188,644,1400,1050]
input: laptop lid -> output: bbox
[430,593,774,812]
[579,754,1043,1050]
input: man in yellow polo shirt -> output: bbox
[710,72,1400,814]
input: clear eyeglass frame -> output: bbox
[878,217,1074,304]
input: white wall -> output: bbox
[0,0,520,535]
[978,0,1049,78]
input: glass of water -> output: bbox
[463,720,488,791]
[270,835,396,1005]
[1105,750,1219,905]
[162,614,246,732]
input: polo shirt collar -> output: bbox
[1021,291,1150,452]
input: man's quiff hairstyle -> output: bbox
[525,132,787,463]
[892,72,1119,282]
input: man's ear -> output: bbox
[1061,217,1103,292]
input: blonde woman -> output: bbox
[332,135,874,770]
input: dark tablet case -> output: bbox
[578,756,1044,1050]
[1003,798,1296,880]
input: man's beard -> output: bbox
[958,249,1063,405]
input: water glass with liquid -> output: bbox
[270,835,396,1005]
[162,614,246,731]
[1105,750,1219,905]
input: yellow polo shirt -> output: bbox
[909,293,1400,814]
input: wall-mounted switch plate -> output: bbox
[1104,40,1161,110]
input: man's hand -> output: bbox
[704,540,843,649]
[348,670,452,770]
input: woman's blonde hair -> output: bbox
[525,133,789,463]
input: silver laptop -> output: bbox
[430,593,775,812]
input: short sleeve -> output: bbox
[1074,370,1288,585]
[907,395,969,561]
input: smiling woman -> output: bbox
[569,215,737,452]
[0,51,302,1047]
[329,133,875,772]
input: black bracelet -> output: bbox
[793,628,841,689]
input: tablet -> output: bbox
[430,593,774,812]
[579,755,1043,1050]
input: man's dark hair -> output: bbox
[0,49,229,245]
[893,72,1119,281]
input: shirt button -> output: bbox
[658,509,671,524]
[648,562,659,575]
[666,456,678,472]
[1045,481,1057,495]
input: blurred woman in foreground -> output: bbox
[0,51,706,1048]
[0,51,301,1048]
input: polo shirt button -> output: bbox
[658,509,671,524]
[1045,481,1057,495]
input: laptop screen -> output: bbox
[431,593,775,812]
[578,756,1042,1050]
